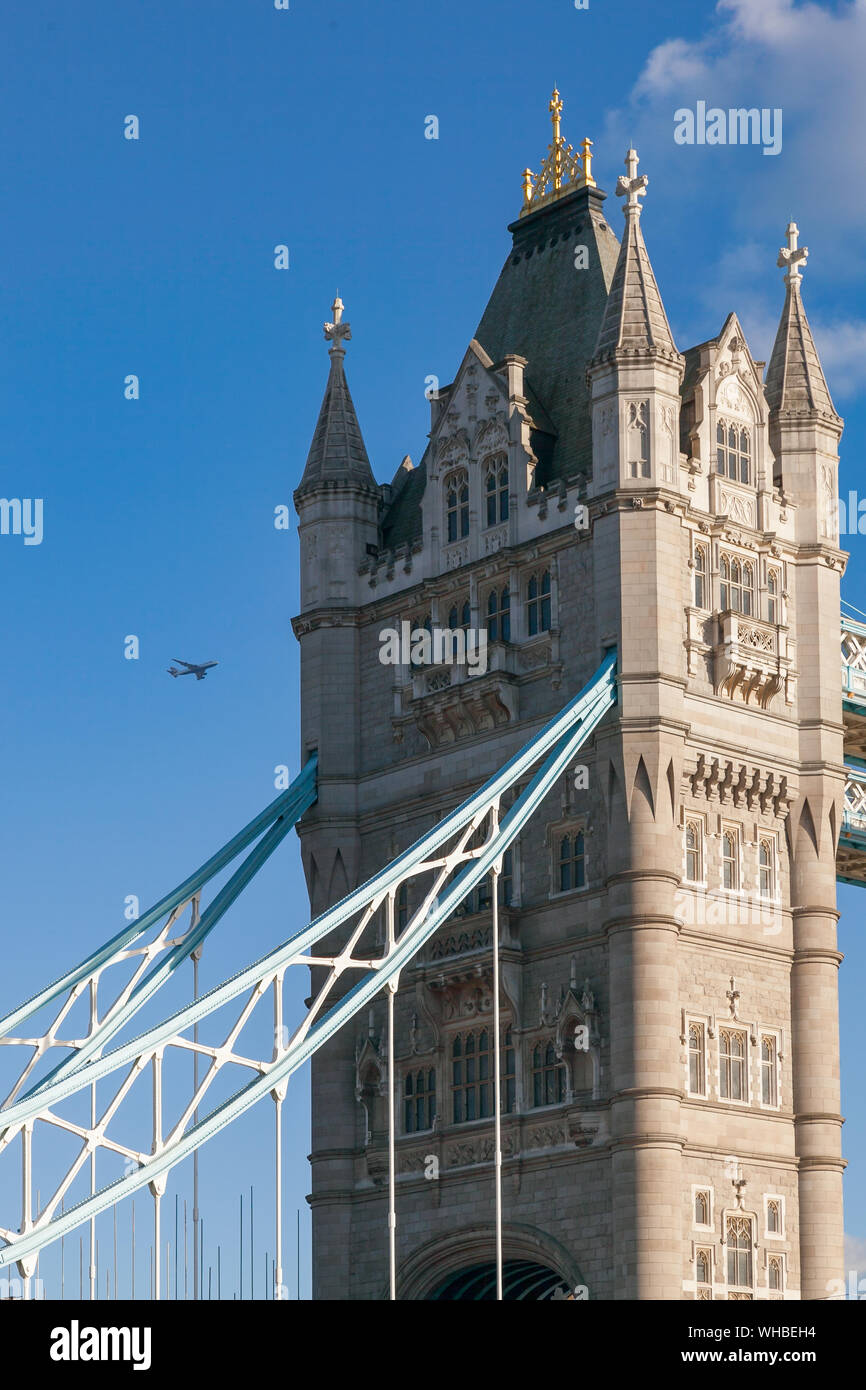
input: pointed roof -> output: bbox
[296,296,377,498]
[765,224,838,421]
[591,148,681,366]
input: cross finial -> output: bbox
[777,220,809,280]
[549,87,563,141]
[726,976,740,1019]
[615,147,648,216]
[324,293,352,349]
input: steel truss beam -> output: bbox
[0,652,616,1274]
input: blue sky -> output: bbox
[1,0,864,1297]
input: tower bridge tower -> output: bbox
[293,98,846,1300]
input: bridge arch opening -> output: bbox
[427,1259,572,1300]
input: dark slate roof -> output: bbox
[381,458,426,550]
[379,183,621,546]
[472,184,620,488]
[296,347,377,498]
[765,276,839,420]
[592,208,681,363]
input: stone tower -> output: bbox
[294,101,846,1300]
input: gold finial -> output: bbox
[520,89,595,216]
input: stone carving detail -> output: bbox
[719,490,755,527]
[445,542,470,570]
[428,925,492,961]
[426,670,452,693]
[626,399,650,478]
[437,428,470,466]
[689,755,792,817]
[528,1124,567,1149]
[658,404,676,484]
[717,377,751,415]
[428,973,493,1021]
[484,524,508,555]
[447,1134,515,1168]
[474,414,508,453]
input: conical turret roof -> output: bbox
[296,296,377,498]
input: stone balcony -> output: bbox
[713,611,794,708]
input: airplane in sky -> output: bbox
[166,659,218,681]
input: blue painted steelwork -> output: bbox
[0,652,617,1267]
[0,756,318,1090]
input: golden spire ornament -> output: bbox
[520,88,596,215]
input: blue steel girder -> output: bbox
[0,651,617,1270]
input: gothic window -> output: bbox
[761,1035,779,1108]
[484,455,509,526]
[719,1029,747,1101]
[720,554,753,615]
[721,830,739,891]
[768,1255,783,1292]
[688,1024,706,1096]
[451,1028,515,1123]
[767,568,780,623]
[486,586,511,643]
[759,839,774,900]
[448,598,471,631]
[532,1041,565,1108]
[716,420,751,484]
[558,831,586,892]
[726,1215,753,1291]
[526,570,551,636]
[766,1198,782,1235]
[446,470,470,543]
[693,546,707,610]
[696,1249,712,1299]
[694,1190,710,1227]
[404,1067,436,1134]
[685,820,703,883]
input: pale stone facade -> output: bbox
[293,151,846,1299]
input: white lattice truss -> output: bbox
[0,654,617,1281]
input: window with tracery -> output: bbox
[484,456,509,526]
[717,420,751,484]
[726,1215,753,1291]
[720,554,754,615]
[526,570,551,635]
[486,586,510,642]
[451,1028,515,1123]
[446,470,469,542]
[532,1042,565,1107]
[720,1029,747,1101]
[404,1068,436,1134]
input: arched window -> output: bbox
[532,1041,564,1107]
[446,470,469,543]
[485,456,509,526]
[722,831,738,890]
[693,547,707,610]
[720,1029,747,1101]
[451,1028,515,1123]
[759,840,774,900]
[694,1191,709,1226]
[696,1250,711,1298]
[726,1215,753,1289]
[768,1256,783,1292]
[559,832,586,892]
[486,586,510,642]
[720,556,754,615]
[448,598,471,631]
[767,1199,781,1235]
[688,1023,706,1094]
[767,569,780,623]
[404,1068,436,1134]
[717,419,751,484]
[526,570,551,635]
[685,821,702,882]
